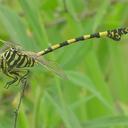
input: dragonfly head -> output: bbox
[10,47,17,51]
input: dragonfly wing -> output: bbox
[0,39,23,53]
[35,57,68,80]
[0,40,10,53]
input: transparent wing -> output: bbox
[0,39,67,79]
[0,39,23,53]
[0,39,11,53]
[35,57,68,80]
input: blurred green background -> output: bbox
[0,0,128,128]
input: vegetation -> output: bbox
[0,0,128,128]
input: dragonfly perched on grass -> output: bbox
[0,40,67,89]
[0,27,127,89]
[0,27,127,128]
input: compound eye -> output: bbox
[11,47,14,50]
[11,47,17,51]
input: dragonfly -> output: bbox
[0,27,127,89]
[0,40,66,89]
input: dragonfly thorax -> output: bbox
[1,47,35,70]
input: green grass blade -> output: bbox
[19,0,49,48]
[83,116,128,128]
[66,70,114,112]
[0,5,34,49]
[109,44,128,102]
[18,105,29,128]
[45,91,82,128]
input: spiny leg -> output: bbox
[4,71,19,89]
[1,58,19,88]
[5,77,18,89]
[8,68,30,86]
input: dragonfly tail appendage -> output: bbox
[107,27,128,41]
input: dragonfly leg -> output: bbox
[3,70,19,89]
[4,75,18,89]
[18,70,30,84]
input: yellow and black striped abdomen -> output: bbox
[36,27,128,56]
[2,48,35,69]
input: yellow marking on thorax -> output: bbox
[83,34,91,39]
[51,44,60,49]
[10,54,19,65]
[67,38,76,44]
[99,31,108,37]
[23,56,28,66]
[6,51,13,61]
